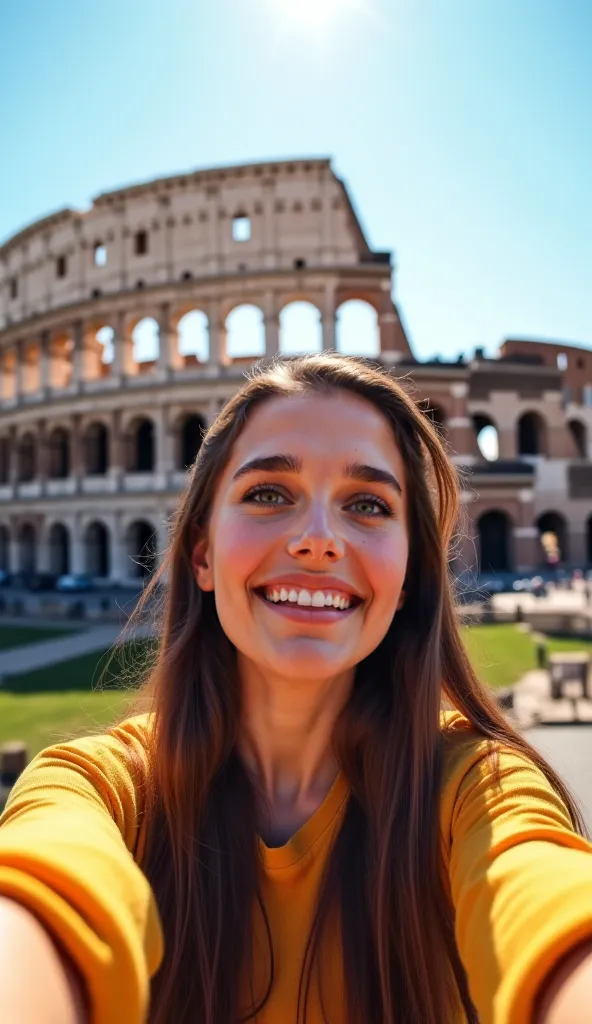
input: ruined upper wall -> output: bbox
[0,158,386,330]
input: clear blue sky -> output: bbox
[0,0,590,360]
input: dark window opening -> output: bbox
[91,288,102,299]
[56,255,67,279]
[181,271,193,281]
[478,511,512,573]
[180,415,206,469]
[136,279,145,290]
[9,278,18,300]
[135,230,148,256]
[294,258,306,270]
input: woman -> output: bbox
[1,352,592,1024]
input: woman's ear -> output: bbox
[191,536,215,592]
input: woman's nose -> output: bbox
[286,504,345,562]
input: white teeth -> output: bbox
[264,586,355,609]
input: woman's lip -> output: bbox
[254,576,363,601]
[254,590,359,621]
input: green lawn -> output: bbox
[2,624,592,764]
[0,624,78,651]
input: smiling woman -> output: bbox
[2,354,592,1024]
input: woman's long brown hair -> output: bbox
[118,353,588,1023]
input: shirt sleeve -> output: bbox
[445,734,592,1024]
[0,715,163,1024]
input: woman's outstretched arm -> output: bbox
[0,895,88,1024]
[535,940,592,1024]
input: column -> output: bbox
[207,301,225,368]
[155,515,170,570]
[71,320,84,392]
[69,413,83,493]
[37,525,52,574]
[109,410,126,488]
[14,340,24,401]
[8,526,19,575]
[39,330,50,395]
[321,280,337,350]
[111,310,132,381]
[71,514,86,575]
[154,406,171,488]
[263,291,280,357]
[36,419,49,494]
[111,512,129,583]
[514,488,538,572]
[157,302,180,377]
[447,382,474,461]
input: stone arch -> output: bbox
[473,413,499,461]
[177,309,209,363]
[131,316,160,364]
[84,520,110,578]
[17,522,37,574]
[83,421,110,475]
[336,299,379,356]
[0,524,9,571]
[48,522,70,576]
[537,510,568,566]
[568,419,587,458]
[279,301,322,355]
[48,426,71,479]
[517,410,547,456]
[125,519,157,578]
[127,417,155,472]
[177,413,207,470]
[17,432,37,482]
[477,510,513,573]
[225,304,265,359]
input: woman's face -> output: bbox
[193,391,409,684]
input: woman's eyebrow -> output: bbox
[232,454,302,480]
[344,461,402,494]
[232,454,401,494]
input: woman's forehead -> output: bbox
[227,391,405,476]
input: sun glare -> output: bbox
[273,0,368,33]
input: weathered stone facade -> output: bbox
[0,159,590,580]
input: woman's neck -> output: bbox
[237,661,353,844]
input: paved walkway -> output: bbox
[0,622,154,683]
[512,669,592,728]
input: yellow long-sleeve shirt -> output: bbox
[1,709,592,1023]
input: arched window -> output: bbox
[17,523,37,574]
[568,419,587,459]
[179,414,206,469]
[126,520,157,578]
[178,310,209,363]
[279,302,322,355]
[336,300,379,356]
[473,415,499,461]
[83,422,109,475]
[128,418,155,472]
[48,523,70,576]
[478,511,512,573]
[18,433,37,482]
[84,521,110,578]
[518,411,547,456]
[0,525,9,571]
[96,325,115,364]
[48,428,70,479]
[537,511,568,566]
[225,305,265,359]
[132,317,159,363]
[0,438,10,484]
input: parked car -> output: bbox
[56,574,95,592]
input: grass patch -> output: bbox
[461,623,537,690]
[3,624,592,765]
[0,624,78,651]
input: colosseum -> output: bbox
[0,157,591,585]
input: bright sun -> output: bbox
[273,0,367,33]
